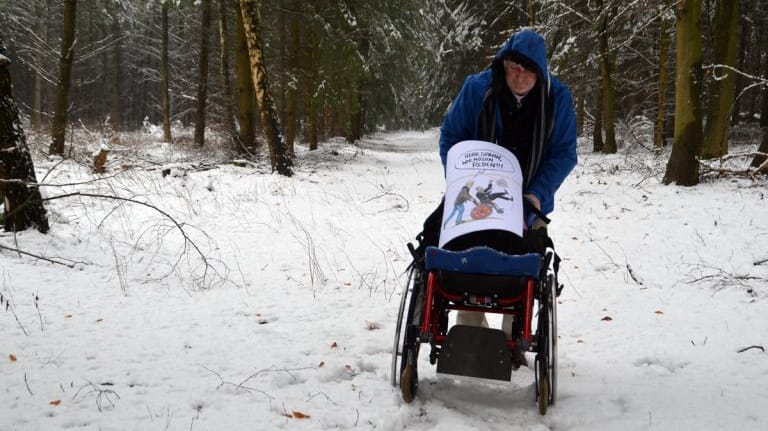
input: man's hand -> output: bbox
[524,194,541,210]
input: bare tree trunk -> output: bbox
[278,4,288,143]
[732,5,749,127]
[762,55,768,129]
[701,0,740,159]
[110,5,123,131]
[527,0,536,26]
[593,86,604,152]
[753,23,768,171]
[218,0,241,151]
[31,0,48,131]
[234,2,256,154]
[284,1,300,154]
[49,0,77,155]
[655,0,673,154]
[758,1,768,129]
[306,35,319,151]
[194,0,212,146]
[575,91,585,136]
[663,0,703,186]
[161,1,172,143]
[0,47,49,233]
[32,68,43,130]
[345,3,368,144]
[239,0,293,175]
[596,0,617,154]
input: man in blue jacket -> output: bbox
[439,29,577,346]
[441,28,576,220]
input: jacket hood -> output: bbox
[493,29,549,78]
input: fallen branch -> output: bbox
[754,257,768,266]
[0,244,81,267]
[626,264,643,285]
[24,372,33,396]
[39,191,222,288]
[699,152,768,179]
[737,345,765,353]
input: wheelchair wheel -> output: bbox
[535,271,558,415]
[391,267,425,402]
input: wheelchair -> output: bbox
[391,236,561,415]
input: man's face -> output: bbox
[504,59,537,96]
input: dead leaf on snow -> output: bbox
[9,354,17,362]
[50,400,61,406]
[601,316,613,321]
[292,411,310,419]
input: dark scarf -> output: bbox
[477,62,550,189]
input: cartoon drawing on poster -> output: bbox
[439,140,523,247]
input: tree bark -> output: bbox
[234,2,257,154]
[49,0,77,155]
[194,0,212,146]
[345,4,369,144]
[0,48,49,233]
[701,0,740,159]
[284,1,300,155]
[110,4,123,131]
[161,1,172,143]
[306,35,319,151]
[31,0,48,131]
[731,5,749,127]
[596,0,617,154]
[762,58,768,128]
[239,0,293,175]
[527,0,536,26]
[655,0,672,154]
[218,0,241,151]
[575,92,585,136]
[593,86,604,152]
[663,0,703,186]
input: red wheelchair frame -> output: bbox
[392,246,558,415]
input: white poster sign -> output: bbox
[439,140,524,247]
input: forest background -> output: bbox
[0,0,767,233]
[1,2,767,429]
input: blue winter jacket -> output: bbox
[438,30,577,216]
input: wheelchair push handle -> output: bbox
[524,197,551,226]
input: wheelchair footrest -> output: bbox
[436,325,512,381]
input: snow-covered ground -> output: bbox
[1,129,767,430]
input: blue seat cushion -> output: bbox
[424,246,541,279]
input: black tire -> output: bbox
[399,268,425,402]
[548,275,558,406]
[537,368,549,415]
[401,349,419,403]
[535,274,557,414]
